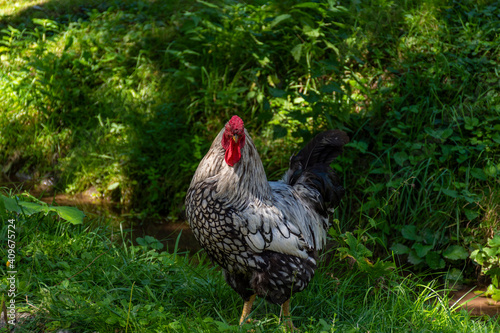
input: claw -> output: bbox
[239,294,256,325]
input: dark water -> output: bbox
[37,192,201,254]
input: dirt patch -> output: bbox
[131,221,201,253]
[450,287,500,317]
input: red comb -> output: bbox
[228,115,244,130]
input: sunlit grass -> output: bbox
[1,194,500,332]
[0,0,44,15]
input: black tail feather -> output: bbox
[292,130,349,171]
[285,130,349,213]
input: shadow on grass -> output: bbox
[0,0,189,29]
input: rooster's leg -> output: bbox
[239,294,256,325]
[280,299,296,331]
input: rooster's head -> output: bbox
[222,115,246,166]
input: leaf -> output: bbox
[303,25,321,38]
[144,235,156,243]
[407,250,423,265]
[390,243,410,254]
[364,258,395,278]
[485,284,497,297]
[363,183,384,194]
[149,241,164,250]
[492,132,500,144]
[422,228,439,244]
[486,268,500,282]
[345,232,372,259]
[426,251,445,270]
[0,194,22,213]
[490,288,500,302]
[484,247,498,257]
[464,209,479,221]
[443,245,469,260]
[471,168,487,181]
[107,182,120,191]
[64,35,74,52]
[268,87,286,98]
[488,235,500,247]
[291,43,303,62]
[197,0,219,9]
[294,2,323,9]
[323,40,339,55]
[470,249,484,265]
[464,116,479,130]
[348,140,368,153]
[401,225,421,241]
[270,14,291,28]
[445,268,463,282]
[0,195,83,224]
[386,177,403,188]
[413,243,433,258]
[393,151,408,166]
[441,128,453,139]
[51,206,85,225]
[442,188,458,198]
[17,201,48,215]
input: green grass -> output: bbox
[1,195,500,332]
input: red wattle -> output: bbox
[225,139,241,166]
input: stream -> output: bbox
[19,184,202,254]
[48,192,199,253]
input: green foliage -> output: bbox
[330,223,395,280]
[471,235,500,301]
[0,193,84,224]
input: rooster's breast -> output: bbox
[185,181,262,272]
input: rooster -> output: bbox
[185,115,348,329]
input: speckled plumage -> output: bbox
[185,119,348,308]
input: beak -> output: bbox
[233,134,239,143]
